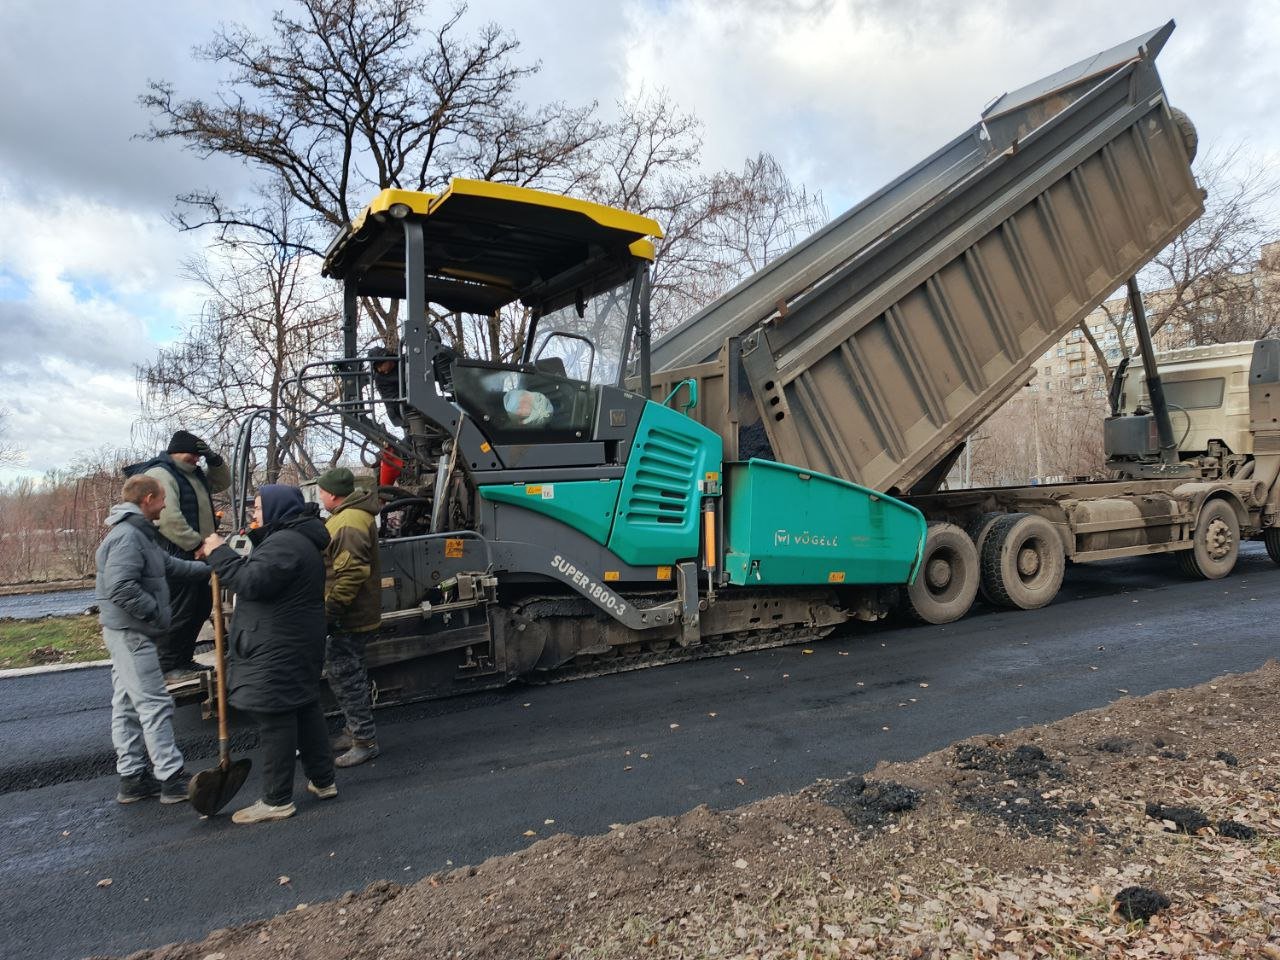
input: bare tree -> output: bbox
[140,1,826,379]
[969,390,1109,486]
[406,95,828,362]
[1079,144,1280,387]
[0,406,22,467]
[651,152,827,332]
[140,0,601,348]
[58,446,152,578]
[138,186,341,480]
[580,96,827,334]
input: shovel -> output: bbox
[189,572,251,815]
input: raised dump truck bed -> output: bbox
[651,22,1202,496]
[652,23,1280,625]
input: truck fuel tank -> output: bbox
[1068,495,1182,554]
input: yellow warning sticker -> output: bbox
[656,565,672,581]
[525,485,542,496]
[827,571,846,583]
[603,571,620,582]
[480,442,492,453]
[445,538,465,558]
[704,471,720,482]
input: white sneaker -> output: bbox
[307,780,338,800]
[231,799,297,824]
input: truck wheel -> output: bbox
[1177,498,1239,579]
[1265,527,1280,565]
[903,522,979,625]
[980,513,1065,610]
[1170,107,1198,163]
[966,512,1005,604]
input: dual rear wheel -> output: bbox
[904,513,1065,624]
[905,498,1245,624]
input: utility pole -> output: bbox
[1033,393,1043,483]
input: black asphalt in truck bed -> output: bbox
[1,544,1276,960]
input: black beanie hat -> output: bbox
[167,430,200,455]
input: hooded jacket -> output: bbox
[323,486,383,633]
[94,502,210,637]
[208,489,331,713]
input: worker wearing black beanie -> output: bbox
[123,429,231,679]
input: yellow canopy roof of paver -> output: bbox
[323,179,663,315]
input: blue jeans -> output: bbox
[104,628,184,780]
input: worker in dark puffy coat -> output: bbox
[201,485,336,825]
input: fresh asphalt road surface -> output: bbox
[3,546,1278,960]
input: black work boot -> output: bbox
[334,739,379,768]
[159,769,192,804]
[116,771,162,804]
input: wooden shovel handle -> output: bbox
[210,572,231,766]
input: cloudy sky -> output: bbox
[1,0,1278,481]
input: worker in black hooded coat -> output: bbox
[202,484,338,825]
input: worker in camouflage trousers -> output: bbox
[315,468,382,767]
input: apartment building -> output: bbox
[1026,239,1280,400]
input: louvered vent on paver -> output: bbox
[620,428,699,527]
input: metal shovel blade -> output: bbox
[189,571,250,817]
[189,756,253,816]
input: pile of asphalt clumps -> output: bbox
[950,742,1098,837]
[1114,885,1170,922]
[1095,737,1137,754]
[824,776,921,830]
[953,742,1066,781]
[1216,819,1257,840]
[1144,802,1209,833]
[1143,802,1258,840]
[958,789,1095,838]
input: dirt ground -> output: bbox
[109,661,1280,960]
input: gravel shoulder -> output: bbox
[108,660,1280,960]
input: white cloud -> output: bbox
[619,1,1280,208]
[0,176,206,480]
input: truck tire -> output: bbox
[966,512,1005,604]
[1177,498,1239,579]
[903,522,979,625]
[1265,527,1280,565]
[1170,107,1198,163]
[980,513,1065,610]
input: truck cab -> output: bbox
[1107,340,1274,475]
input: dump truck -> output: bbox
[215,20,1275,707]
[647,20,1280,623]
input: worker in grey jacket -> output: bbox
[95,475,210,804]
[126,430,230,679]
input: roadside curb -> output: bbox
[0,660,110,679]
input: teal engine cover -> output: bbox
[724,459,925,586]
[606,401,723,566]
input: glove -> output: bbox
[193,437,224,467]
